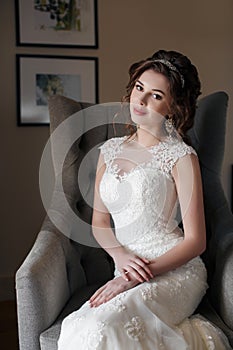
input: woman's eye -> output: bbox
[135,84,143,91]
[152,93,162,100]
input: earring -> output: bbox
[165,116,174,137]
[135,123,140,138]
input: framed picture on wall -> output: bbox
[15,0,98,48]
[16,54,98,126]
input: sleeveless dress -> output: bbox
[57,135,231,349]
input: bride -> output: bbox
[57,50,231,349]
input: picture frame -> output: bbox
[15,0,98,48]
[16,54,98,126]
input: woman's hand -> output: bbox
[89,276,139,308]
[111,246,153,282]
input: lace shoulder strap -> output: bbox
[165,139,197,173]
[98,136,124,168]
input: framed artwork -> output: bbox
[15,0,98,48]
[16,54,98,126]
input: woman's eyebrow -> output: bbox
[152,89,165,95]
[137,80,165,95]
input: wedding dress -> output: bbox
[57,135,231,349]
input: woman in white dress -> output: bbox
[57,50,231,349]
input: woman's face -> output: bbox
[129,69,172,129]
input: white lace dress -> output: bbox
[57,136,231,349]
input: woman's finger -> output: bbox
[131,259,154,278]
[89,285,106,302]
[124,265,144,282]
[92,290,114,307]
[90,292,105,306]
[121,270,130,281]
[141,257,151,264]
[93,293,105,306]
[128,262,151,281]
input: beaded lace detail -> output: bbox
[98,135,197,181]
[124,316,146,341]
[79,321,106,349]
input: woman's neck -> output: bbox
[131,127,166,148]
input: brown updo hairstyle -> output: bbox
[121,49,201,146]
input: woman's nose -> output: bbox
[139,94,148,105]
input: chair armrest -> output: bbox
[15,229,86,350]
[210,231,233,331]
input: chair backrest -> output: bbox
[47,97,132,247]
[47,92,232,279]
[187,92,233,279]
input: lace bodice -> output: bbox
[98,136,197,259]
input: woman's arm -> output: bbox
[149,153,206,276]
[92,151,152,282]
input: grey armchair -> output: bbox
[16,92,233,350]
